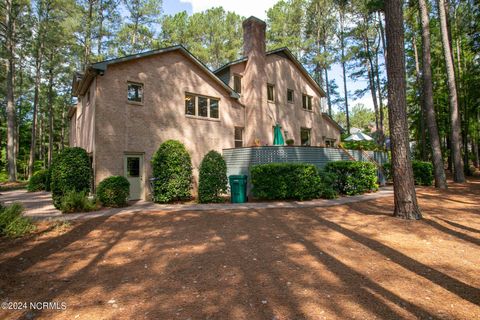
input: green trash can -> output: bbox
[229,175,248,203]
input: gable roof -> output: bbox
[214,47,327,97]
[72,45,240,99]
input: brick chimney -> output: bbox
[243,16,266,58]
[241,17,269,146]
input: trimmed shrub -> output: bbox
[97,176,130,207]
[324,161,378,195]
[318,170,339,199]
[198,151,228,203]
[0,203,35,238]
[50,147,92,209]
[151,140,192,203]
[60,190,97,213]
[383,161,433,186]
[27,169,49,192]
[251,163,321,200]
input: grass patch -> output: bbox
[0,203,36,238]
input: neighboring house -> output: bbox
[69,16,342,200]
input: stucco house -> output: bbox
[69,16,342,200]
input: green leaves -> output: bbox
[97,176,130,207]
[50,147,92,209]
[198,150,228,203]
[324,161,378,195]
[27,169,50,192]
[251,163,322,200]
[151,140,192,203]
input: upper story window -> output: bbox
[287,89,294,103]
[302,94,313,111]
[233,75,242,93]
[128,82,143,103]
[267,83,275,102]
[184,93,220,119]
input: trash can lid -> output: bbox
[229,175,247,179]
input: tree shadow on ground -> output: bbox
[0,205,478,320]
[311,206,480,306]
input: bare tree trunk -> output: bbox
[362,22,379,135]
[412,34,427,160]
[419,0,448,189]
[28,42,43,179]
[437,0,465,182]
[5,0,17,182]
[374,43,385,146]
[385,0,421,219]
[47,63,54,168]
[323,44,332,116]
[339,9,350,134]
[83,0,94,69]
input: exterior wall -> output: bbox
[226,55,340,147]
[94,50,244,199]
[70,79,96,154]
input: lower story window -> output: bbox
[234,127,244,147]
[301,128,311,146]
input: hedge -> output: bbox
[198,151,228,203]
[60,190,97,213]
[50,147,92,209]
[97,176,130,207]
[251,163,321,200]
[27,169,49,192]
[383,161,433,186]
[324,161,378,195]
[151,140,192,203]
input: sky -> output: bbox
[163,0,375,113]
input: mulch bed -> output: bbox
[0,179,479,319]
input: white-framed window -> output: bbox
[127,82,143,103]
[267,83,275,102]
[287,89,294,103]
[234,127,244,147]
[184,93,220,119]
[302,94,313,111]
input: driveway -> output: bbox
[1,188,394,221]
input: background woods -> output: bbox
[0,0,479,183]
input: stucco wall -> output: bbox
[94,50,244,199]
[227,54,340,147]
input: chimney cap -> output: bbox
[242,16,266,26]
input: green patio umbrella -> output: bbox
[273,124,285,145]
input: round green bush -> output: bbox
[28,169,49,192]
[97,176,130,207]
[198,151,228,203]
[151,140,192,203]
[50,147,92,209]
[324,161,378,195]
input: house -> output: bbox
[69,16,342,200]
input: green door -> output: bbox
[124,154,143,200]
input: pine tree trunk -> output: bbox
[339,10,350,134]
[384,0,421,219]
[374,44,385,146]
[324,67,332,116]
[412,34,427,160]
[419,0,448,189]
[5,0,17,182]
[363,26,379,135]
[47,64,54,168]
[437,0,465,182]
[28,41,43,179]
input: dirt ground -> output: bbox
[1,180,479,320]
